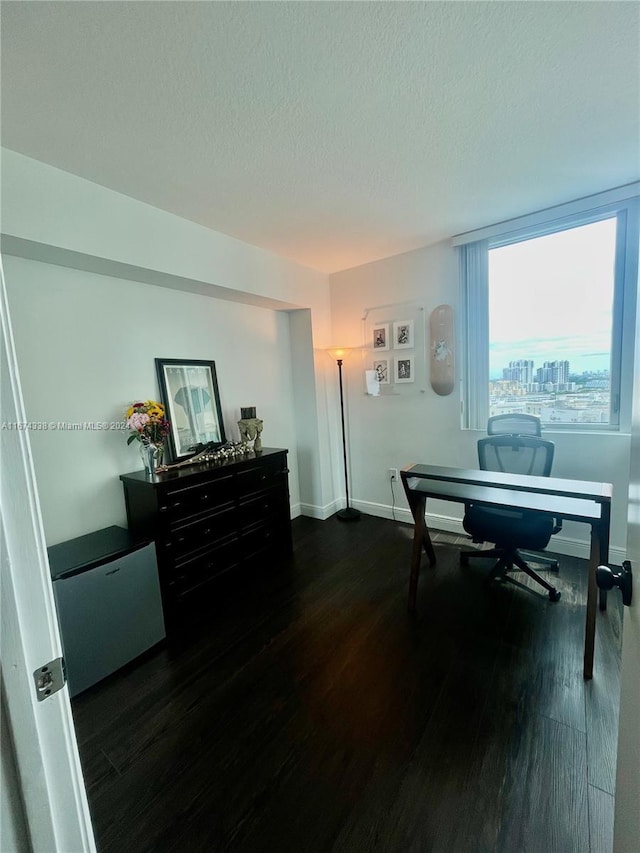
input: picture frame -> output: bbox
[372,323,390,351]
[393,319,414,350]
[395,355,415,383]
[372,358,390,384]
[155,358,227,461]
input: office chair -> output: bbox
[483,413,562,571]
[487,413,542,437]
[460,424,562,601]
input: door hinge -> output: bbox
[33,657,66,702]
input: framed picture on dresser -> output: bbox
[155,358,227,461]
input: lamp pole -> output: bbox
[333,353,360,522]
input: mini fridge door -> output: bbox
[53,542,165,696]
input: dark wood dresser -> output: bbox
[120,447,292,622]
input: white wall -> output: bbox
[2,149,633,558]
[330,241,632,562]
[3,256,303,545]
[1,149,341,546]
[1,694,29,853]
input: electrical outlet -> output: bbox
[389,468,398,482]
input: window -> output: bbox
[458,190,639,431]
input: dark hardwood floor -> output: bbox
[71,514,623,853]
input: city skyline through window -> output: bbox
[488,217,617,425]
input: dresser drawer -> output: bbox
[237,456,286,497]
[238,487,287,526]
[158,504,237,559]
[120,448,292,625]
[240,518,290,561]
[158,474,235,517]
[167,534,240,598]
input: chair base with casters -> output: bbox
[460,504,561,602]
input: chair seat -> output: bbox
[463,504,554,551]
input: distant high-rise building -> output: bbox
[503,359,534,384]
[536,360,569,386]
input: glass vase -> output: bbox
[139,441,164,475]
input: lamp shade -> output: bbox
[326,347,352,361]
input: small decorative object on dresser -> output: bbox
[125,399,171,474]
[120,448,292,625]
[238,409,264,452]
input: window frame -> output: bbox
[458,190,639,433]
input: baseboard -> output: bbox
[298,500,341,520]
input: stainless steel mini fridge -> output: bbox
[48,525,166,697]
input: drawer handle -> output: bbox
[172,501,182,508]
[159,505,168,512]
[201,494,209,501]
[204,528,212,536]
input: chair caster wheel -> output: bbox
[549,589,561,602]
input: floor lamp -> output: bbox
[327,347,361,522]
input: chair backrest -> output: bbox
[487,413,542,436]
[478,434,555,477]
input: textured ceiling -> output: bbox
[1,1,638,273]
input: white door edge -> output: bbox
[0,254,96,852]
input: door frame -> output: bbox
[1,256,96,852]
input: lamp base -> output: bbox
[336,507,361,522]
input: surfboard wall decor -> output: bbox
[429,304,454,396]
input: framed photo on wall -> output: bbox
[372,358,390,384]
[395,355,415,383]
[155,358,227,461]
[372,323,390,351]
[393,319,414,349]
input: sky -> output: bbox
[488,217,617,379]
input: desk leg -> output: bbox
[408,493,427,612]
[583,523,600,680]
[406,492,436,564]
[598,502,611,612]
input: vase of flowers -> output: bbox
[125,400,171,474]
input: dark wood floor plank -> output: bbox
[585,594,623,795]
[332,646,498,853]
[455,657,590,853]
[69,515,621,853]
[588,784,615,853]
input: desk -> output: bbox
[400,464,612,680]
